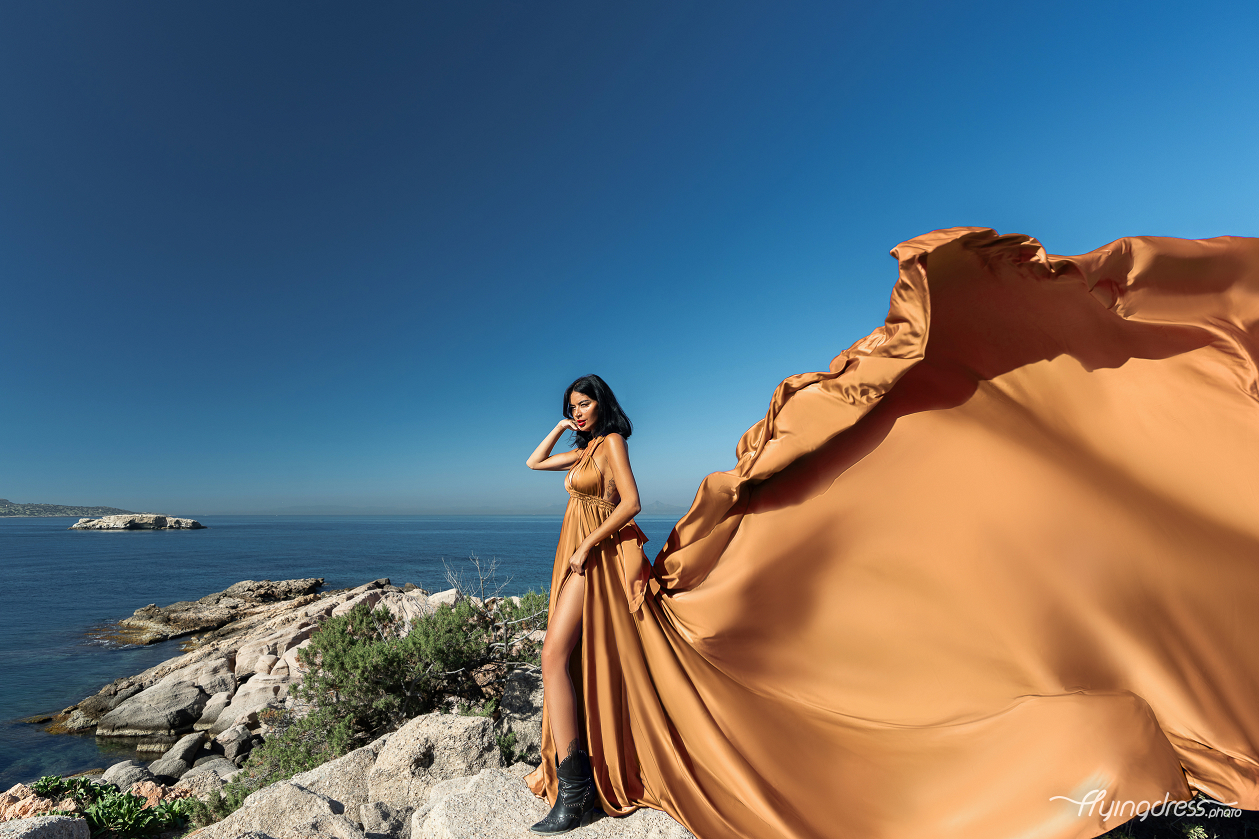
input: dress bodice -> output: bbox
[565,436,619,510]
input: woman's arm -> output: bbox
[568,433,641,575]
[526,420,583,471]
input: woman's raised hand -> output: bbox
[526,419,584,470]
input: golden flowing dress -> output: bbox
[527,227,1259,839]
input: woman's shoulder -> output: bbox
[598,433,630,459]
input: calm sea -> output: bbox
[0,514,681,788]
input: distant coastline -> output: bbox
[0,499,689,518]
[0,499,135,518]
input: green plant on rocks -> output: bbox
[31,774,189,839]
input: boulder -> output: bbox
[498,666,543,765]
[56,710,99,733]
[189,757,239,777]
[194,691,233,731]
[232,674,290,709]
[216,724,254,761]
[413,767,697,839]
[210,688,285,737]
[358,802,408,839]
[128,780,187,808]
[406,776,474,835]
[276,814,365,839]
[188,781,342,839]
[161,731,207,764]
[235,622,316,678]
[100,760,154,788]
[211,579,325,604]
[189,658,237,696]
[95,682,208,737]
[0,816,90,839]
[375,592,432,625]
[366,713,501,818]
[277,640,310,680]
[425,590,462,610]
[173,769,225,802]
[0,786,74,821]
[305,596,347,619]
[288,740,387,828]
[147,756,190,782]
[59,684,144,730]
[330,591,384,618]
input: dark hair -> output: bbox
[563,374,633,449]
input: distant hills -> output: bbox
[640,501,688,516]
[0,499,136,517]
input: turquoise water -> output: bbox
[0,514,681,787]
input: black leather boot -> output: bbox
[529,747,601,834]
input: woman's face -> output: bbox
[569,391,599,433]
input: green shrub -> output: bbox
[496,729,521,765]
[180,782,252,831]
[295,589,548,748]
[296,602,442,744]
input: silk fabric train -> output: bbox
[528,227,1259,839]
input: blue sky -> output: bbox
[3,1,1258,515]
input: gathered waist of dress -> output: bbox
[567,487,616,512]
[565,490,649,542]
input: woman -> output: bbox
[523,373,651,835]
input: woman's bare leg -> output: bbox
[540,572,586,759]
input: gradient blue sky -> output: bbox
[3,1,1258,515]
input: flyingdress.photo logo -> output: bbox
[1050,789,1241,822]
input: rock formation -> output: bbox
[180,714,694,839]
[18,575,695,838]
[69,514,204,530]
[107,578,326,645]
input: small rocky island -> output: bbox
[70,514,205,530]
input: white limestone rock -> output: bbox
[424,590,462,610]
[365,714,500,818]
[174,769,226,802]
[414,768,696,839]
[189,781,341,839]
[100,760,154,788]
[0,816,90,839]
[95,682,209,737]
[288,739,388,828]
[194,691,233,731]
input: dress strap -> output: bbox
[586,435,606,475]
